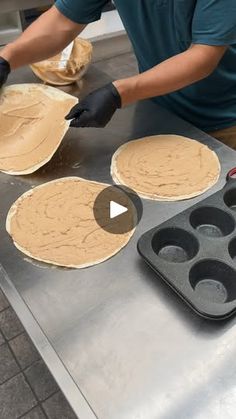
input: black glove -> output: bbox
[0,57,10,88]
[65,83,121,128]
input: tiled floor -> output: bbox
[0,52,138,419]
[0,289,76,419]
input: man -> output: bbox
[0,1,236,147]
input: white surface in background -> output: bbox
[81,10,125,41]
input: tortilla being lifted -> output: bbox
[111,135,220,201]
[6,177,135,268]
[0,84,78,175]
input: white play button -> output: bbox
[110,200,128,219]
[93,185,143,234]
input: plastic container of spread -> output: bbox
[30,38,93,86]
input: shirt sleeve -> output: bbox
[192,0,236,46]
[55,0,110,24]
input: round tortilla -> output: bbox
[6,177,135,269]
[111,135,220,201]
[0,84,78,175]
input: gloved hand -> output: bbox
[0,57,11,88]
[65,82,121,128]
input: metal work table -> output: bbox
[1,66,236,419]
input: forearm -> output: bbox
[0,6,85,70]
[114,45,226,106]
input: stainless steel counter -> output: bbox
[1,66,236,419]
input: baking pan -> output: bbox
[138,168,236,320]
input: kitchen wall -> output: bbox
[0,1,131,60]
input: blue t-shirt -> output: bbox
[55,0,236,131]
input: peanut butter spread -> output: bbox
[31,38,93,86]
[111,135,220,201]
[0,84,78,175]
[6,177,135,268]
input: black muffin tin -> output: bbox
[138,169,236,320]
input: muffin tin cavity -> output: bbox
[189,260,236,304]
[224,189,236,212]
[190,207,235,237]
[152,228,199,263]
[229,238,236,261]
[138,174,236,320]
